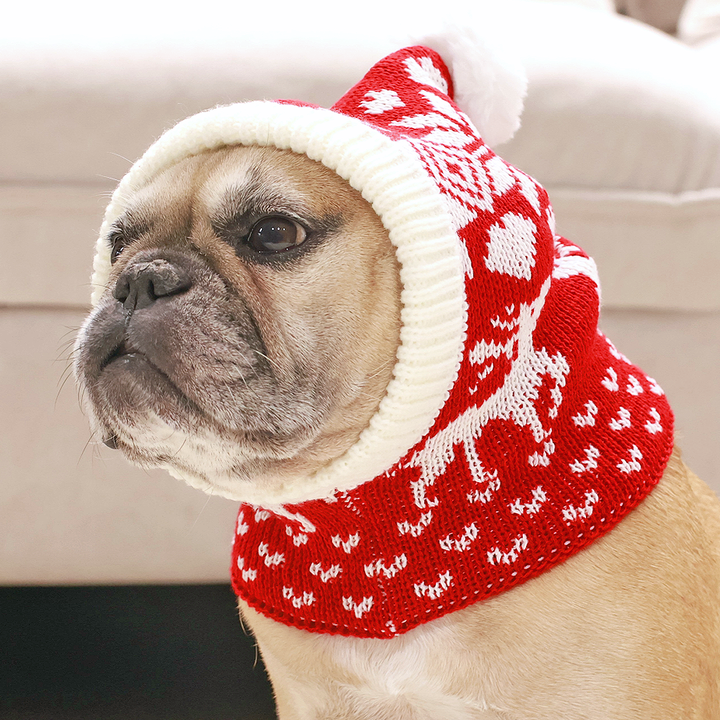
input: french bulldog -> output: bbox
[75,142,720,719]
[75,44,720,718]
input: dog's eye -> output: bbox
[247,216,307,254]
[109,232,127,264]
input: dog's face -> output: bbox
[75,146,402,499]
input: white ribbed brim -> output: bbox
[91,101,467,503]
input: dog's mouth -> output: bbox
[94,333,163,450]
[97,329,189,403]
[90,323,197,445]
[91,331,220,456]
[98,325,183,387]
[100,337,135,372]
[101,336,144,370]
[81,309,318,454]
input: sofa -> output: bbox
[1,0,718,585]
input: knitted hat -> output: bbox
[91,41,674,638]
[90,33,527,505]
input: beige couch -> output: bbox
[2,0,719,584]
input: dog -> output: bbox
[75,45,720,717]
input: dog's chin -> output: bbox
[84,383,323,502]
[81,343,326,502]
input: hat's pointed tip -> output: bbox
[416,22,528,147]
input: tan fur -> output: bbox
[77,145,720,717]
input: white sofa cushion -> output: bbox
[501,3,720,193]
[497,2,720,311]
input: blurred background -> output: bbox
[1,0,719,717]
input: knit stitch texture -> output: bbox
[229,47,674,638]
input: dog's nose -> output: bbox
[113,258,191,313]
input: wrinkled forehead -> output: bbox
[114,145,364,233]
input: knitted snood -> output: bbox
[228,47,674,638]
[88,44,674,639]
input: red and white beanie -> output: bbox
[90,41,674,638]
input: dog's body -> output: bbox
[76,142,720,717]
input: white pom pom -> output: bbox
[417,17,527,147]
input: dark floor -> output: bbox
[1,585,277,719]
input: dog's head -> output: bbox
[75,145,406,500]
[74,45,539,505]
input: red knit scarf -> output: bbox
[230,47,674,638]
